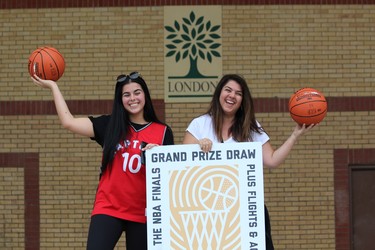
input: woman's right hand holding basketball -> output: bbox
[31,74,57,90]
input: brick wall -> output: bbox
[1,2,375,250]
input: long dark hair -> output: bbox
[101,73,162,170]
[207,74,263,142]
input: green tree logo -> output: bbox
[165,11,221,79]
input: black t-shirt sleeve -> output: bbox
[163,125,174,145]
[88,115,111,147]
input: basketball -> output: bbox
[288,87,327,125]
[28,46,65,81]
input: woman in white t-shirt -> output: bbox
[183,74,314,250]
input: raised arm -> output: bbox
[262,123,314,169]
[31,75,94,138]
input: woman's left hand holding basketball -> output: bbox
[292,123,314,139]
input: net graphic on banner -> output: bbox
[169,165,241,250]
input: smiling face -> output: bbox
[122,82,146,122]
[219,80,243,117]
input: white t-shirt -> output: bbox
[186,114,269,145]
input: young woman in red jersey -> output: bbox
[32,72,174,250]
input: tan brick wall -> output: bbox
[1,5,375,249]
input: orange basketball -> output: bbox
[288,88,327,125]
[28,46,65,81]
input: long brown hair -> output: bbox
[207,74,263,142]
[102,73,163,172]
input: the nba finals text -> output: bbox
[150,167,162,246]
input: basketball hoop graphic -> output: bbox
[170,165,241,250]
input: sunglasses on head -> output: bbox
[117,72,141,83]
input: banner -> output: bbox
[146,142,265,250]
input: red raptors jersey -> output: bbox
[92,122,167,223]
